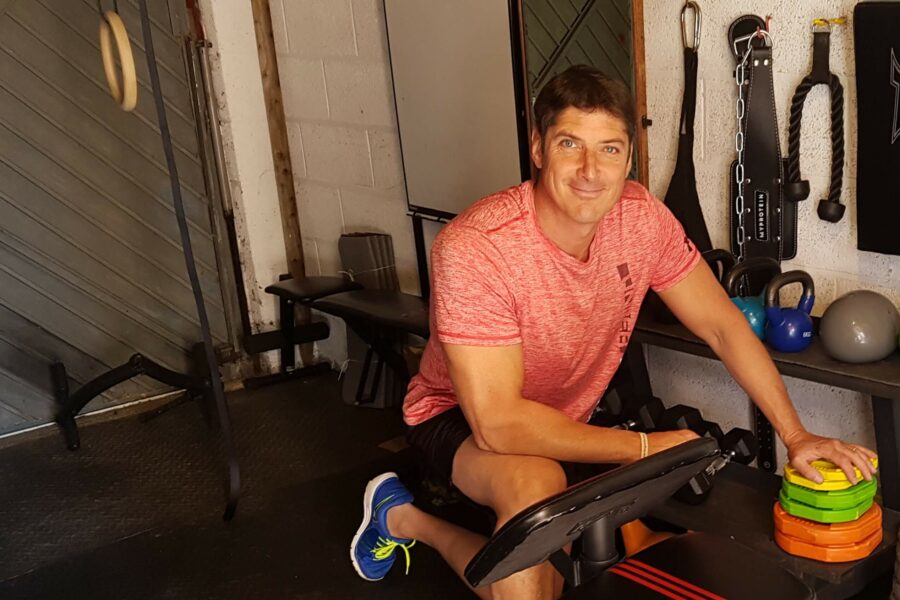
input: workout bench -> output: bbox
[259,275,428,405]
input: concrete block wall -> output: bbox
[644,0,895,465]
[269,0,418,294]
[198,0,288,340]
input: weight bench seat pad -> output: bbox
[465,438,719,587]
[265,276,361,303]
[311,290,429,338]
[564,532,812,599]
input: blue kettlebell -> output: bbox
[702,249,736,290]
[765,271,816,352]
[724,257,781,339]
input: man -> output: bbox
[350,65,878,599]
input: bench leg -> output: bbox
[280,297,296,373]
[356,346,374,405]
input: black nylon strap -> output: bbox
[138,0,240,520]
[811,29,832,84]
[664,48,712,252]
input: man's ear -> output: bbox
[530,128,543,170]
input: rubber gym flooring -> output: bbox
[0,373,893,599]
[0,374,476,599]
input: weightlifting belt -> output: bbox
[728,16,798,290]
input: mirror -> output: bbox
[519,0,648,183]
[383,0,646,218]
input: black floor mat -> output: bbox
[0,374,473,599]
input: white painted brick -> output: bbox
[302,239,321,275]
[286,122,307,178]
[297,182,345,239]
[296,183,345,274]
[351,0,389,60]
[300,123,373,186]
[279,57,329,120]
[283,0,356,58]
[324,60,395,127]
[645,68,680,164]
[270,0,290,54]
[368,130,404,191]
[340,187,418,292]
[647,157,674,200]
[642,0,683,73]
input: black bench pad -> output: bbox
[312,290,429,338]
[265,276,361,303]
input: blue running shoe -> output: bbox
[350,472,416,581]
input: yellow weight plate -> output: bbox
[784,457,878,491]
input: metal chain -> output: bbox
[733,45,753,261]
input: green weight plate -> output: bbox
[781,477,877,510]
[779,490,874,524]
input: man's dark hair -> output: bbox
[533,65,635,144]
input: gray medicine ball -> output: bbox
[820,290,900,363]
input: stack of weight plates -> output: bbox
[774,458,883,562]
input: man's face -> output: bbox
[531,107,632,228]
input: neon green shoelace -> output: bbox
[371,537,416,575]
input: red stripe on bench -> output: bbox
[627,559,727,600]
[608,565,690,599]
[616,562,709,600]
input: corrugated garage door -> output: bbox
[0,0,237,435]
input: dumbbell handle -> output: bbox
[704,449,737,476]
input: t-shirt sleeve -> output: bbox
[431,225,521,346]
[648,197,701,292]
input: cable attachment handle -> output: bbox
[681,1,702,50]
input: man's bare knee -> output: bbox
[492,458,566,524]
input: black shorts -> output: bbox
[406,406,472,482]
[406,406,615,485]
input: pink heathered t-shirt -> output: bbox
[403,180,700,426]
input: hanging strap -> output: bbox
[784,20,846,223]
[137,0,240,521]
[663,3,712,253]
[664,47,712,252]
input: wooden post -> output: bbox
[250,0,305,279]
[631,0,650,187]
[250,0,314,364]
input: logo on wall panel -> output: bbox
[892,48,900,144]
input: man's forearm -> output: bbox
[474,398,644,463]
[704,315,806,441]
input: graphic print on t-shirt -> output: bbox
[616,262,635,354]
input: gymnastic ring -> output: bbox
[99,10,137,111]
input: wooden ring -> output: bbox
[99,10,137,111]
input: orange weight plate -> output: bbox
[774,527,883,562]
[773,502,883,546]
